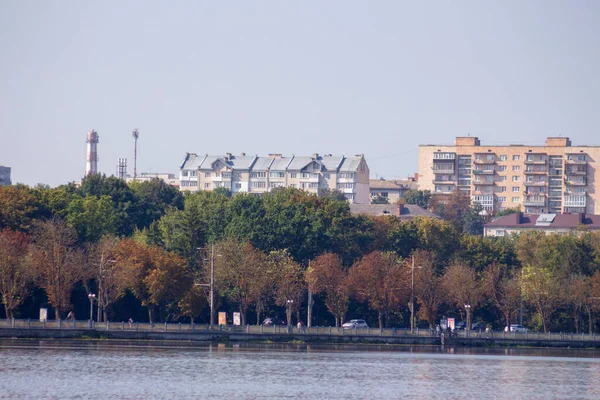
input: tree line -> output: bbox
[1,176,600,333]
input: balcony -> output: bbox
[523,197,546,207]
[473,180,495,186]
[565,158,587,165]
[565,179,587,186]
[565,169,587,176]
[524,169,547,175]
[432,180,456,185]
[472,169,494,175]
[432,168,455,174]
[564,190,586,196]
[524,181,547,187]
[473,159,496,165]
[524,159,547,165]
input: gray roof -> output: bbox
[349,203,439,220]
[270,157,293,171]
[180,153,206,170]
[320,156,345,171]
[252,157,275,171]
[339,157,361,172]
[198,154,257,170]
[287,156,320,171]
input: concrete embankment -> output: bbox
[1,327,599,348]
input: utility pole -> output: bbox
[307,259,313,328]
[411,255,415,333]
[210,244,215,327]
[132,129,139,179]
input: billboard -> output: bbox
[233,312,241,326]
[218,312,227,326]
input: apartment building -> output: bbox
[418,137,600,214]
[179,153,370,203]
[126,172,179,187]
[369,176,418,203]
[0,166,11,186]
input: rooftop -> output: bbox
[349,203,438,220]
[485,212,600,230]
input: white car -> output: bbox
[342,319,368,329]
[504,324,529,333]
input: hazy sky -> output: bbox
[1,1,599,187]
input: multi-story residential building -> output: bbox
[126,172,179,187]
[484,212,600,237]
[418,136,600,214]
[0,166,11,186]
[179,153,370,203]
[369,176,418,203]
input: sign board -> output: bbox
[447,318,455,330]
[39,308,47,322]
[218,312,227,326]
[233,312,241,326]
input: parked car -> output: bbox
[342,319,368,329]
[471,322,487,331]
[504,324,529,333]
[454,322,466,331]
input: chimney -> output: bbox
[241,152,246,156]
[396,200,405,216]
[515,211,523,224]
[579,212,585,224]
[312,153,319,160]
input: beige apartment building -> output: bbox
[179,153,370,203]
[418,137,600,214]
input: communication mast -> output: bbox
[86,129,99,175]
[116,158,128,180]
[132,129,139,179]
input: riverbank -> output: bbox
[2,326,600,349]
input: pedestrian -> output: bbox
[128,317,133,329]
[297,321,302,330]
[67,311,75,321]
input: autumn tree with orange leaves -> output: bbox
[0,229,32,319]
[306,253,349,327]
[348,251,408,328]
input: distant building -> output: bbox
[349,202,438,221]
[179,153,370,203]
[484,212,600,237]
[418,136,600,214]
[126,172,179,187]
[369,176,418,203]
[0,166,11,186]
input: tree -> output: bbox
[270,249,305,326]
[566,274,589,334]
[412,250,442,329]
[306,253,350,327]
[521,264,561,333]
[348,251,408,328]
[28,218,84,319]
[214,238,267,325]
[85,235,121,322]
[371,195,390,204]
[481,263,522,331]
[0,230,31,319]
[129,178,184,229]
[178,286,207,323]
[0,185,44,232]
[403,190,431,209]
[496,207,520,217]
[66,195,118,243]
[441,262,481,330]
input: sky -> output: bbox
[1,1,600,187]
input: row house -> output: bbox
[179,153,370,204]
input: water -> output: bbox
[1,340,599,399]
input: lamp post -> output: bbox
[196,244,218,327]
[465,304,471,335]
[409,255,422,333]
[88,293,96,326]
[286,300,294,327]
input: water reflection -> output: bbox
[0,339,599,399]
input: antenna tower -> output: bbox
[116,158,128,180]
[132,129,139,179]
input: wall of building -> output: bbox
[0,166,11,186]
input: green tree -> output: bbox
[129,178,184,229]
[66,195,118,243]
[0,185,44,232]
[371,195,390,204]
[403,190,431,209]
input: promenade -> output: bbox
[1,319,600,348]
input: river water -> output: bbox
[1,340,599,399]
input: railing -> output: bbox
[1,319,599,343]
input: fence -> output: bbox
[0,319,599,343]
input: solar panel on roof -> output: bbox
[536,213,557,226]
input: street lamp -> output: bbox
[196,245,220,327]
[88,293,96,325]
[464,304,471,334]
[409,255,422,333]
[286,300,294,327]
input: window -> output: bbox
[269,182,285,188]
[300,173,310,179]
[250,172,266,178]
[291,173,297,178]
[182,171,189,177]
[496,230,506,236]
[190,171,197,177]
[251,181,266,188]
[513,155,520,161]
[205,172,211,177]
[499,166,507,171]
[339,172,355,179]
[497,196,507,202]
[337,183,355,190]
[500,186,507,192]
[486,154,494,161]
[204,183,210,188]
[512,187,520,192]
[235,183,242,189]
[269,172,284,178]
[500,155,507,161]
[290,184,297,188]
[222,172,231,178]
[324,174,330,179]
[512,197,520,202]
[512,176,520,182]
[499,176,507,182]
[512,165,520,171]
[214,173,221,178]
